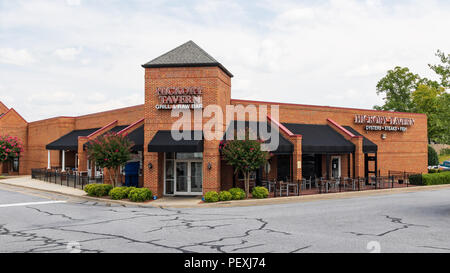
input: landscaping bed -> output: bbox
[203,186,269,203]
[409,171,450,186]
[84,184,154,203]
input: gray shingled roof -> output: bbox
[142,40,233,77]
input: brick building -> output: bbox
[0,41,428,196]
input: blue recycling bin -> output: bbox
[124,162,140,187]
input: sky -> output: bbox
[0,0,449,122]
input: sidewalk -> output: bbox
[0,176,86,196]
[1,176,450,208]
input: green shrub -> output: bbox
[422,171,450,185]
[84,184,94,193]
[109,186,136,200]
[428,145,439,166]
[439,148,450,156]
[409,174,424,185]
[204,191,219,202]
[252,186,269,199]
[410,171,450,186]
[84,184,113,197]
[218,191,232,201]
[128,188,152,202]
[229,188,246,200]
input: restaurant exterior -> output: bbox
[0,41,428,197]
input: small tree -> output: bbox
[220,130,269,198]
[0,135,24,171]
[87,132,133,187]
[428,145,439,166]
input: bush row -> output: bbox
[439,148,450,156]
[409,171,450,186]
[84,184,153,202]
[84,184,113,197]
[204,186,269,203]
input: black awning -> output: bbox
[282,123,355,154]
[343,126,378,153]
[223,121,294,155]
[127,125,144,152]
[148,130,203,152]
[46,128,100,151]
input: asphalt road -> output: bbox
[0,183,449,253]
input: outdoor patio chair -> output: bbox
[278,181,289,196]
[300,178,307,190]
[261,180,275,193]
[305,177,312,190]
[289,181,300,196]
[329,178,340,192]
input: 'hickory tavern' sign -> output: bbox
[155,87,203,110]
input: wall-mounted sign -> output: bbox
[354,114,414,132]
[155,87,203,110]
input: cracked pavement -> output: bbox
[1,184,450,253]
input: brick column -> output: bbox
[291,135,302,182]
[143,130,162,196]
[77,137,88,172]
[202,140,221,193]
[351,136,364,178]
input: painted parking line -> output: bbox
[0,200,66,208]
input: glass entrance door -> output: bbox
[176,162,188,193]
[174,161,202,195]
[190,162,202,193]
[331,156,340,178]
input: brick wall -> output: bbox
[143,66,231,196]
[0,108,28,175]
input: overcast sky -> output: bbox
[1,0,449,122]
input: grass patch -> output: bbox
[439,154,450,164]
[0,176,6,179]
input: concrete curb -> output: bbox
[2,178,450,208]
[0,180,157,208]
[199,184,450,208]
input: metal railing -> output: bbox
[31,168,103,190]
[265,173,423,197]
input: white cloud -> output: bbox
[0,48,35,66]
[0,0,449,121]
[66,0,81,6]
[53,47,82,61]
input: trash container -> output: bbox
[124,162,140,187]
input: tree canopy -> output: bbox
[220,129,268,197]
[374,50,450,144]
[87,132,133,186]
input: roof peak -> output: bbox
[142,40,233,77]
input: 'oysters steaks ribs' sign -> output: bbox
[155,87,203,110]
[354,115,415,132]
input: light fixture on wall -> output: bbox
[207,162,212,170]
[148,163,153,169]
[381,134,387,140]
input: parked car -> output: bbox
[439,161,450,171]
[428,165,439,170]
